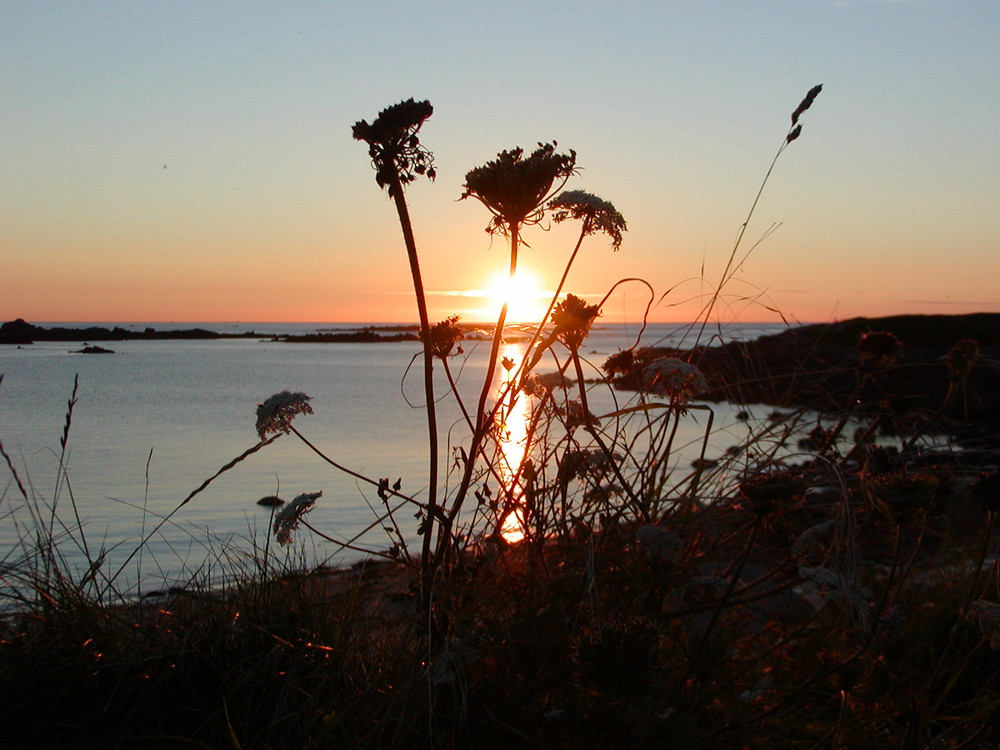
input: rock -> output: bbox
[611,313,1000,444]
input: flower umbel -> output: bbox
[423,315,464,359]
[549,190,627,251]
[352,99,435,197]
[602,349,635,377]
[461,142,577,234]
[273,491,321,546]
[551,293,600,350]
[641,358,708,404]
[946,337,980,381]
[256,391,314,439]
[858,331,902,375]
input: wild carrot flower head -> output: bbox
[352,99,435,197]
[602,349,635,377]
[423,314,464,359]
[868,471,944,524]
[273,491,321,545]
[791,519,838,567]
[552,293,600,349]
[256,391,314,439]
[858,331,902,375]
[522,371,573,396]
[559,400,600,429]
[946,337,980,380]
[641,357,708,404]
[549,190,627,251]
[461,142,577,234]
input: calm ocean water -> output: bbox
[0,321,784,594]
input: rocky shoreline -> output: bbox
[612,313,1000,445]
[0,318,419,345]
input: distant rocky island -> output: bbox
[0,319,419,345]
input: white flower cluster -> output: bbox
[791,519,838,566]
[273,491,322,545]
[641,358,708,404]
[521,371,573,396]
[255,391,313,439]
[798,565,870,615]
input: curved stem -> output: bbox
[518,224,588,380]
[572,348,648,521]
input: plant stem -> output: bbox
[440,220,520,560]
[388,184,440,575]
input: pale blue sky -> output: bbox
[2,0,997,323]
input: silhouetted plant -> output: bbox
[461,142,576,237]
[352,98,435,197]
[353,99,441,581]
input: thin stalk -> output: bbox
[518,224,587,379]
[440,219,520,559]
[388,182,440,575]
[571,349,648,521]
[694,135,795,349]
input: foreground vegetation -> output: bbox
[4,88,1000,748]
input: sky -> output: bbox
[2,0,998,326]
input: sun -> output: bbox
[484,268,548,323]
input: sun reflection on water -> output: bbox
[496,342,531,543]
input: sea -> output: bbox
[0,320,786,596]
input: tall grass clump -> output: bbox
[6,85,1000,748]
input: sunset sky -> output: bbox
[2,1,997,325]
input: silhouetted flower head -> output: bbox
[353,99,435,197]
[602,349,635,377]
[791,519,838,567]
[256,391,314,439]
[787,84,823,143]
[946,338,980,381]
[461,142,577,234]
[422,314,464,359]
[868,471,945,524]
[559,400,600,429]
[551,293,599,350]
[273,491,321,545]
[549,190,627,250]
[641,357,708,404]
[522,371,573,396]
[858,331,902,375]
[739,471,806,517]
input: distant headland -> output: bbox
[0,318,420,345]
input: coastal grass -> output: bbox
[3,421,1000,748]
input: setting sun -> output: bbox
[483,268,549,324]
